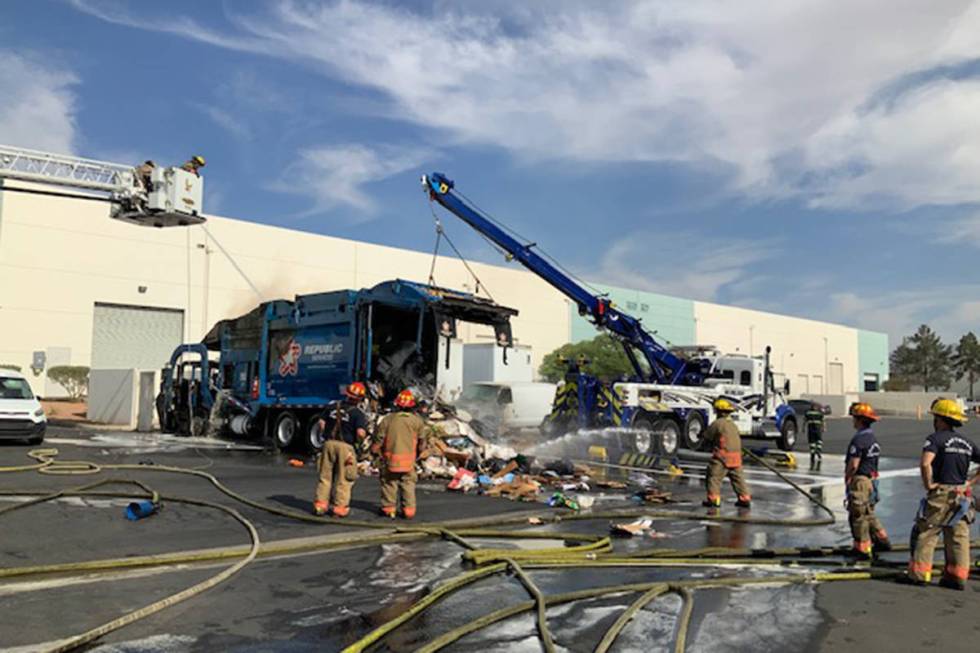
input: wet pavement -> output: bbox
[0,423,978,652]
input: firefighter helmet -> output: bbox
[848,402,880,423]
[192,155,206,166]
[713,398,736,413]
[345,382,367,399]
[395,389,416,409]
[930,398,967,425]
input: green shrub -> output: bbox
[47,366,90,400]
[0,364,22,372]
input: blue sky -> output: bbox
[3,1,980,348]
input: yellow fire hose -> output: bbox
[0,445,929,653]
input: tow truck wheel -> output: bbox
[306,415,324,453]
[778,417,798,451]
[630,416,657,455]
[274,412,298,450]
[653,419,680,457]
[682,412,706,451]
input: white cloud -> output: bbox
[594,232,780,302]
[935,213,980,249]
[0,51,78,153]
[824,287,980,344]
[191,103,252,140]
[71,0,980,210]
[273,143,431,217]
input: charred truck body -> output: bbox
[157,279,517,450]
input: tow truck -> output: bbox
[421,173,798,455]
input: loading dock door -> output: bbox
[828,362,844,395]
[91,303,184,370]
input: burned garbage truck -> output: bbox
[157,279,517,449]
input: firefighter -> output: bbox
[312,382,369,517]
[906,399,980,589]
[181,155,206,177]
[135,160,155,190]
[805,407,825,470]
[703,398,751,509]
[845,402,891,557]
[374,389,425,519]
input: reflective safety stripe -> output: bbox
[908,561,933,574]
[403,507,417,518]
[738,495,752,502]
[381,506,396,515]
[854,540,872,553]
[385,451,416,473]
[714,449,743,468]
[944,564,970,580]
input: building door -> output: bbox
[828,362,844,395]
[91,303,184,370]
[137,371,157,431]
[795,374,809,396]
[812,375,824,394]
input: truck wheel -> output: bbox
[306,415,324,453]
[778,417,798,451]
[653,419,680,457]
[273,412,298,450]
[682,412,706,451]
[630,416,658,455]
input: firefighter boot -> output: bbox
[702,496,721,508]
[313,501,329,517]
[380,506,397,519]
[735,497,752,509]
[402,506,417,520]
[332,505,350,518]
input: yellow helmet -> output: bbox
[930,398,967,425]
[192,155,206,166]
[713,398,735,413]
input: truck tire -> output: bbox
[653,419,680,457]
[778,417,798,451]
[306,415,324,453]
[630,416,658,455]
[682,411,706,451]
[273,411,298,450]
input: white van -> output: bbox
[457,382,557,434]
[0,370,47,444]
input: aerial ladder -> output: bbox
[0,145,206,228]
[422,173,798,454]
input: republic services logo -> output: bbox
[278,339,301,376]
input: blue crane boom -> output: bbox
[422,172,704,385]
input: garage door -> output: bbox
[91,303,184,370]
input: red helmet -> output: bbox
[395,389,416,409]
[345,382,366,399]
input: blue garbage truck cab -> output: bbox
[160,279,517,450]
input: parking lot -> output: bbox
[0,420,977,652]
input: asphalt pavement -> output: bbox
[0,424,977,652]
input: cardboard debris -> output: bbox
[527,517,544,525]
[634,489,673,504]
[610,517,654,537]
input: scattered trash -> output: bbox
[596,480,627,490]
[288,459,305,468]
[647,530,670,539]
[447,468,477,491]
[632,489,673,504]
[527,517,544,525]
[547,492,580,511]
[574,494,595,509]
[610,517,653,537]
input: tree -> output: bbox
[953,331,980,401]
[47,366,90,401]
[889,325,953,391]
[539,334,635,383]
[0,364,22,372]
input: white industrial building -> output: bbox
[0,183,888,398]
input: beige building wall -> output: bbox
[0,185,569,378]
[693,301,861,394]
